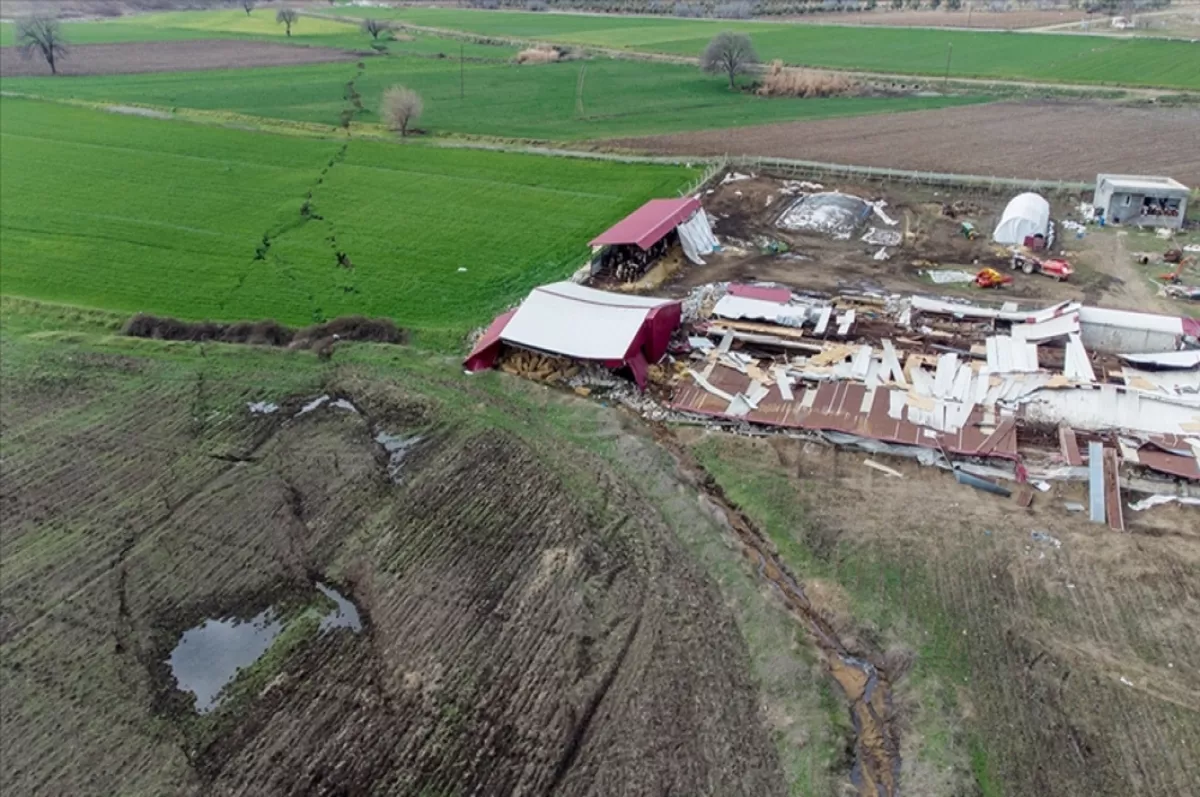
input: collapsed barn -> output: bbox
[468,276,1200,521]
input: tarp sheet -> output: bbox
[677,209,719,264]
[993,192,1049,245]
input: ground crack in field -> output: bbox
[656,427,902,797]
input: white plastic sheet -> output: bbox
[677,210,719,265]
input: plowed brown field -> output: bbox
[0,339,782,796]
[0,40,359,77]
[602,101,1200,184]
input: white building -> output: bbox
[1092,174,1190,229]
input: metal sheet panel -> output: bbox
[1088,441,1106,524]
[670,365,1019,459]
[589,196,701,249]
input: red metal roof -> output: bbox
[727,283,792,304]
[670,364,1019,460]
[590,197,701,250]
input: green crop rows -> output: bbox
[0,98,696,345]
[329,6,1200,90]
[2,54,984,141]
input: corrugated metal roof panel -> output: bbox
[590,196,701,250]
[670,365,1019,459]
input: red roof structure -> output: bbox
[589,197,701,251]
[464,282,681,389]
[670,364,1020,460]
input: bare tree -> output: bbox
[276,9,298,36]
[241,0,256,15]
[381,85,423,137]
[362,18,391,39]
[16,16,69,76]
[700,31,758,90]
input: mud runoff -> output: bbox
[653,429,902,797]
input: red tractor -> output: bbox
[1011,250,1073,281]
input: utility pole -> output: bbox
[944,42,953,86]
[966,2,972,28]
[460,42,465,99]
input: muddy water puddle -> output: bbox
[167,582,361,713]
[374,431,422,483]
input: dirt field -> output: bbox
[658,173,1174,313]
[685,432,1200,797]
[602,101,1200,186]
[0,337,783,795]
[0,40,360,77]
[782,8,1089,29]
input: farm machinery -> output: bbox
[1010,249,1073,281]
[1160,252,1198,301]
[975,268,1013,289]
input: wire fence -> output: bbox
[433,141,1096,194]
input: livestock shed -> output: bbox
[464,282,681,388]
[1092,174,1190,229]
[992,192,1051,246]
[589,197,717,282]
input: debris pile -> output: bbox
[777,192,873,240]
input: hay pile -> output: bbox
[515,47,560,64]
[756,60,859,98]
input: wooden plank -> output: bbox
[1059,426,1083,466]
[1103,447,1125,531]
[712,319,808,340]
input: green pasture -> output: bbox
[0,9,514,58]
[0,98,695,345]
[2,54,983,141]
[327,6,1200,90]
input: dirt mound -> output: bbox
[0,40,360,78]
[122,313,407,349]
[0,348,783,795]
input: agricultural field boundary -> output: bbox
[430,140,1096,193]
[310,8,1200,93]
[6,92,1083,194]
[310,12,1190,99]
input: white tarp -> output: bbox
[677,210,719,265]
[500,282,673,360]
[993,192,1050,245]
